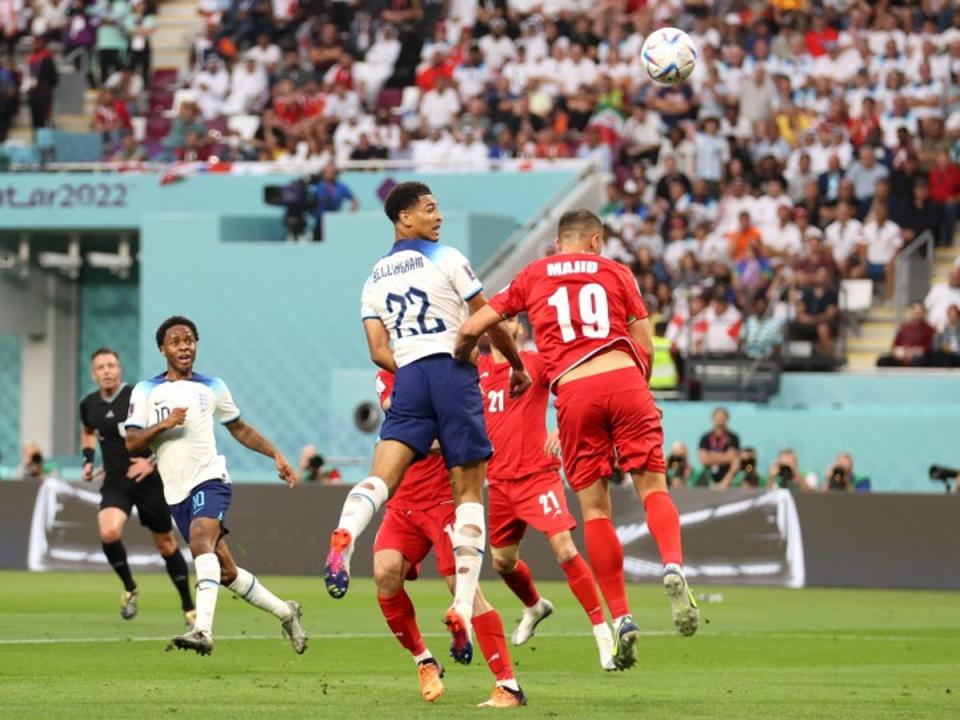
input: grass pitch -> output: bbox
[0,570,958,719]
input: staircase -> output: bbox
[845,246,960,371]
[154,0,203,73]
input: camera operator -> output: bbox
[14,442,55,480]
[765,448,817,491]
[737,447,761,488]
[310,162,359,241]
[665,441,693,488]
[928,464,958,493]
[297,444,342,485]
[697,407,741,489]
[823,453,870,493]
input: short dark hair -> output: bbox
[155,315,199,349]
[90,347,119,362]
[557,209,602,240]
[384,181,433,223]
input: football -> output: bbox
[640,27,699,85]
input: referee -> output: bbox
[80,348,195,624]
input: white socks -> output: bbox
[452,502,486,613]
[228,567,292,621]
[337,475,389,542]
[193,553,220,635]
[593,621,615,668]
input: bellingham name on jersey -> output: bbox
[361,238,483,368]
[125,373,240,505]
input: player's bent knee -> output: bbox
[548,533,578,564]
[373,561,404,597]
[99,528,122,544]
[491,553,517,575]
[154,533,177,556]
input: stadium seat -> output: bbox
[398,86,421,116]
[375,88,403,113]
[146,117,172,141]
[840,279,873,316]
[227,115,260,141]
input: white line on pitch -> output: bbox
[0,630,944,646]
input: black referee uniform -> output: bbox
[80,383,172,533]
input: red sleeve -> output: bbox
[375,370,394,405]
[488,266,530,318]
[617,264,648,322]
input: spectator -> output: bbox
[310,162,358,241]
[191,55,230,121]
[125,0,154,84]
[742,296,783,359]
[176,129,211,162]
[663,217,698,274]
[895,179,945,247]
[164,101,207,155]
[90,87,131,143]
[928,151,960,247]
[929,305,960,368]
[14,443,51,480]
[845,145,890,216]
[27,37,58,132]
[698,286,742,355]
[876,303,936,368]
[109,130,147,162]
[104,64,144,114]
[861,202,903,300]
[246,32,281,73]
[222,53,269,116]
[419,74,460,130]
[727,211,763,263]
[824,202,866,278]
[697,407,741,489]
[0,57,16,142]
[296,444,342,484]
[89,0,130,86]
[694,114,728,195]
[823,453,869,493]
[786,151,817,203]
[924,267,960,332]
[790,267,841,357]
[665,441,693,488]
[766,449,817,491]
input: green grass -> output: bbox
[0,571,958,719]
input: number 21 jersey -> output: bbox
[488,253,650,388]
[361,239,483,368]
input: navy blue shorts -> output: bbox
[380,354,492,468]
[169,480,232,544]
[867,262,886,281]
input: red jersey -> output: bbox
[488,253,649,388]
[375,371,452,511]
[477,350,559,484]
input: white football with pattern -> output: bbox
[640,28,699,85]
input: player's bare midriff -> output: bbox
[556,348,637,386]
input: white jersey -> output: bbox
[360,239,483,367]
[125,373,240,504]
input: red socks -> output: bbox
[473,609,514,681]
[499,558,541,608]
[643,490,684,567]
[378,590,426,657]
[561,554,605,625]
[583,517,630,618]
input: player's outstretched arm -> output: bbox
[364,318,398,374]
[459,295,531,396]
[226,419,298,487]
[125,407,187,453]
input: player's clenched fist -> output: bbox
[509,367,532,397]
[164,407,188,429]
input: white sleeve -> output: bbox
[437,246,483,301]
[125,381,151,429]
[360,278,379,321]
[213,379,241,425]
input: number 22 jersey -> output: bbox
[361,239,483,368]
[488,253,650,388]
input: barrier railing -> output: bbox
[893,230,934,316]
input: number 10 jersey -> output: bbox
[126,373,240,504]
[361,239,484,368]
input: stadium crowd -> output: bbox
[1,1,959,365]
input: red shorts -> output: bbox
[488,470,577,548]
[373,502,456,579]
[555,366,666,492]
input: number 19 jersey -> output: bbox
[361,238,483,368]
[488,253,650,388]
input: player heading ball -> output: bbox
[324,181,532,665]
